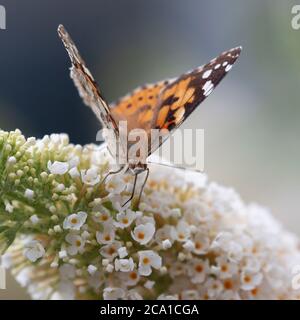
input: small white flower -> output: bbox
[69,167,80,178]
[212,232,243,262]
[29,214,39,225]
[81,230,90,239]
[169,261,186,277]
[99,242,122,261]
[135,215,155,226]
[63,211,87,230]
[68,156,80,168]
[47,160,69,175]
[162,239,172,250]
[118,246,128,258]
[115,258,135,272]
[176,220,191,242]
[105,175,126,194]
[155,225,177,245]
[131,223,155,245]
[240,271,263,291]
[24,240,45,262]
[24,188,34,199]
[188,258,209,284]
[241,255,261,273]
[106,264,114,273]
[59,250,67,259]
[102,259,109,267]
[212,256,238,279]
[93,209,113,224]
[53,225,62,233]
[81,167,100,186]
[144,280,155,289]
[65,234,85,255]
[7,156,17,165]
[0,253,12,269]
[192,233,210,255]
[96,224,115,244]
[114,210,136,229]
[138,250,162,276]
[55,184,65,192]
[107,194,131,212]
[87,265,97,275]
[5,201,14,213]
[119,270,140,286]
[183,240,195,251]
[206,278,224,298]
[103,287,125,300]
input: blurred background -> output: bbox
[0,0,300,299]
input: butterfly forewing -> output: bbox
[149,46,242,154]
[57,25,121,159]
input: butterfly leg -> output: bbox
[137,168,150,206]
[122,172,139,207]
[100,166,124,185]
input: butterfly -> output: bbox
[57,24,241,206]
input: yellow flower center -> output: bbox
[137,232,145,240]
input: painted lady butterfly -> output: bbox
[58,24,241,205]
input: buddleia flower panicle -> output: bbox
[1,129,300,300]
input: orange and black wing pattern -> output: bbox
[153,46,242,132]
[110,47,241,156]
[147,46,242,154]
[110,79,174,134]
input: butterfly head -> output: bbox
[126,160,148,175]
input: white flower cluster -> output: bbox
[1,130,300,300]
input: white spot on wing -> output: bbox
[203,80,214,96]
[214,64,221,70]
[202,69,212,79]
[225,64,232,72]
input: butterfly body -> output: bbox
[57,24,241,205]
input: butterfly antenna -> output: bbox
[147,160,204,173]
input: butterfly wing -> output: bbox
[149,46,242,154]
[57,25,120,157]
[110,79,174,134]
